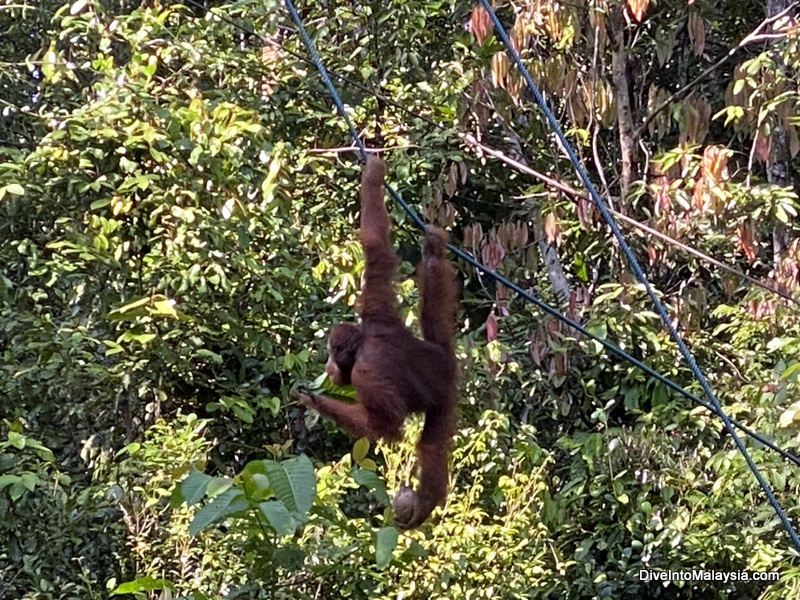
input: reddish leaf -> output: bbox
[444,162,458,197]
[481,238,506,270]
[737,222,758,264]
[486,312,497,343]
[627,0,649,22]
[469,6,493,45]
[544,212,560,245]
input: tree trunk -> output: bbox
[505,129,572,305]
[608,4,639,199]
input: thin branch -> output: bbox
[12,0,796,307]
[307,144,418,154]
[460,132,800,307]
[635,3,799,140]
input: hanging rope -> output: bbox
[180,0,800,307]
[279,0,800,549]
[277,0,800,465]
[475,0,800,551]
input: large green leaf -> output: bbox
[259,500,297,536]
[111,577,173,595]
[173,469,212,507]
[375,526,398,569]
[188,488,248,536]
[261,456,315,519]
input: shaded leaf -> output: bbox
[376,526,398,569]
[259,500,296,536]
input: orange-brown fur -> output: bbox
[300,156,458,529]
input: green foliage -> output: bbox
[0,425,120,599]
[174,455,316,537]
[3,0,800,598]
[110,577,173,598]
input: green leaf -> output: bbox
[207,476,233,497]
[262,456,315,519]
[359,458,378,471]
[242,471,272,501]
[118,442,141,457]
[744,57,762,75]
[111,577,173,595]
[352,467,390,504]
[41,43,57,81]
[375,526,398,569]
[26,440,54,461]
[0,474,21,490]
[7,431,25,449]
[20,472,39,492]
[90,198,111,210]
[103,340,124,356]
[259,500,296,536]
[196,349,223,364]
[129,333,156,345]
[9,482,26,501]
[176,470,212,507]
[352,438,369,464]
[0,183,25,200]
[779,408,798,428]
[152,299,177,317]
[109,296,151,316]
[189,488,247,536]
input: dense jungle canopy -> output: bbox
[2,0,800,598]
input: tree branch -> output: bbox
[459,132,800,307]
[635,3,798,140]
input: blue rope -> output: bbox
[283,0,800,471]
[282,0,425,230]
[475,0,800,551]
[451,245,800,468]
[283,0,800,550]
